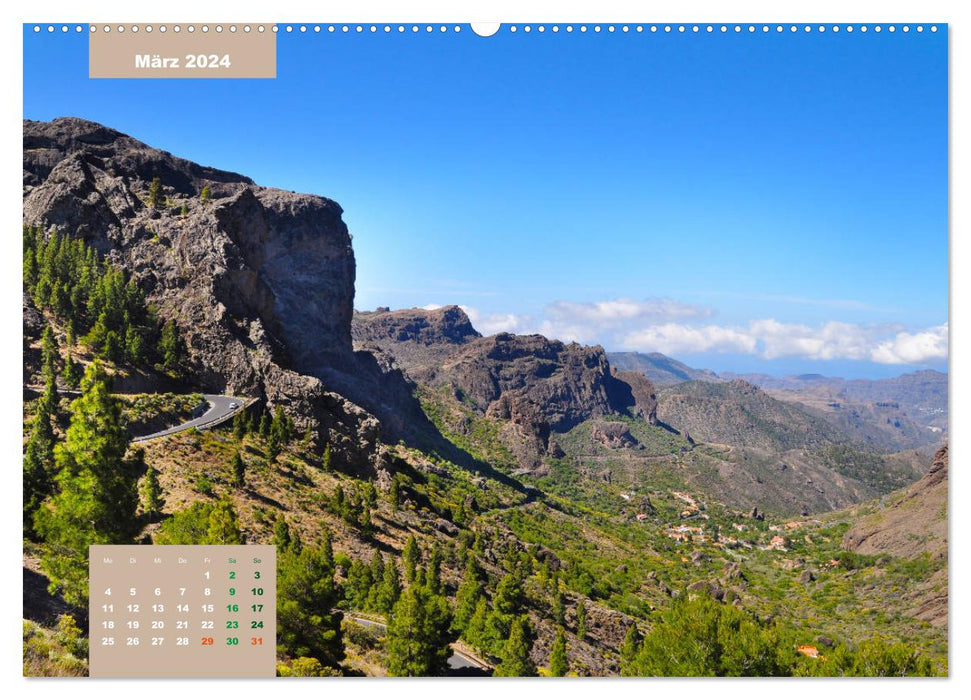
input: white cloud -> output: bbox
[460,306,535,336]
[622,323,758,356]
[750,319,878,361]
[453,297,947,367]
[620,319,948,365]
[458,298,711,346]
[870,324,948,364]
[544,298,711,326]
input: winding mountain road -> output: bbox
[133,394,248,442]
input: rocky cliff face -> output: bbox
[352,305,481,380]
[22,117,428,464]
[354,305,480,347]
[24,117,355,378]
[353,307,659,471]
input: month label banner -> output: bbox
[89,24,276,78]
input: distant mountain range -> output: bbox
[609,352,948,441]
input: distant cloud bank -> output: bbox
[441,297,947,366]
[621,320,948,365]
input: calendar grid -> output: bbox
[89,545,276,678]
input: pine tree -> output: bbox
[385,584,454,676]
[277,544,344,668]
[495,616,537,677]
[23,410,56,535]
[273,517,292,551]
[103,330,122,362]
[141,465,165,520]
[206,499,243,544]
[231,451,245,488]
[62,355,81,389]
[233,410,248,441]
[266,431,280,462]
[345,558,374,610]
[549,626,568,677]
[159,319,182,372]
[403,535,420,584]
[124,325,145,364]
[427,543,443,595]
[358,503,373,536]
[576,599,588,639]
[363,481,378,508]
[200,185,212,204]
[271,406,291,445]
[552,583,566,625]
[34,361,140,607]
[389,474,401,511]
[321,442,332,470]
[629,593,792,677]
[453,559,484,633]
[40,326,59,382]
[148,177,164,209]
[494,571,526,616]
[153,501,243,545]
[258,412,270,439]
[464,596,489,652]
[24,346,60,535]
[180,203,189,217]
[302,425,315,447]
[368,550,385,595]
[376,558,402,615]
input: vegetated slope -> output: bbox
[768,391,941,454]
[843,444,948,561]
[657,379,851,452]
[841,444,948,629]
[648,379,924,513]
[607,351,721,386]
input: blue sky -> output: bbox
[23,24,948,378]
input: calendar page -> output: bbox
[89,546,276,677]
[21,9,949,682]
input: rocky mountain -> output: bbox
[607,351,721,386]
[23,117,434,463]
[354,306,658,471]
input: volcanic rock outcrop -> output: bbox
[23,117,431,463]
[355,307,660,471]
